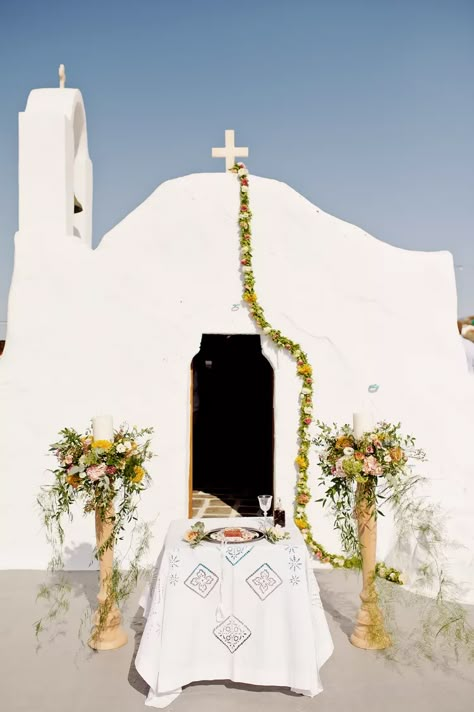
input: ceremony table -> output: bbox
[135,518,334,708]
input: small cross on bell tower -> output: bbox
[59,64,66,89]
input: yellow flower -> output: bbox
[336,436,354,450]
[132,465,145,483]
[294,518,307,530]
[389,446,403,462]
[295,456,307,469]
[243,292,257,303]
[297,364,312,375]
[92,439,113,451]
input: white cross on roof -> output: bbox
[211,130,249,171]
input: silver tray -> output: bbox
[205,527,264,544]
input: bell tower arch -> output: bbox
[18,73,93,246]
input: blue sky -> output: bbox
[0,0,473,338]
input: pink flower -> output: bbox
[373,439,382,448]
[241,179,249,186]
[86,463,107,481]
[241,259,247,264]
[241,205,248,212]
[362,456,383,476]
[304,417,312,425]
[106,466,117,475]
[64,454,73,465]
[335,457,347,477]
[366,445,374,454]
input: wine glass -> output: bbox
[258,494,272,528]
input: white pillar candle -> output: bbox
[353,411,373,440]
[92,414,113,442]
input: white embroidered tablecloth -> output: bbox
[135,518,334,708]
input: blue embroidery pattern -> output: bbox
[169,573,179,586]
[225,544,254,566]
[288,553,302,572]
[246,563,282,600]
[168,552,180,568]
[214,615,251,652]
[184,564,219,598]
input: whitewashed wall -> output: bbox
[1,90,473,603]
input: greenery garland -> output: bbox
[231,162,352,569]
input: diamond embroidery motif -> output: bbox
[214,615,251,653]
[184,564,218,598]
[225,544,253,566]
[246,563,282,600]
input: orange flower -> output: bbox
[297,493,310,505]
[66,474,81,489]
[354,451,364,461]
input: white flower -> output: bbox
[241,245,249,252]
[294,350,301,358]
[343,447,354,456]
[388,572,396,581]
[304,407,312,414]
[399,573,406,584]
[302,387,311,395]
[241,185,249,193]
[263,326,271,334]
[384,454,392,463]
[238,168,248,177]
[116,443,126,453]
[242,266,252,273]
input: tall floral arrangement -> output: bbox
[36,423,153,639]
[314,420,425,580]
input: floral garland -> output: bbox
[231,162,351,569]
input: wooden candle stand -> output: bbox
[88,505,128,651]
[350,482,391,650]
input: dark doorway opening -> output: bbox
[191,334,274,517]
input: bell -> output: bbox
[74,195,83,214]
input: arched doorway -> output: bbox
[190,334,274,518]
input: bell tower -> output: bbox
[18,65,93,246]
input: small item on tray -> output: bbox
[208,527,259,543]
[223,528,243,538]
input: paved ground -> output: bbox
[1,569,473,712]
